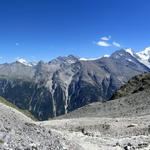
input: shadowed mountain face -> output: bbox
[0,50,149,120]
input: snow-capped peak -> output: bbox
[17,58,32,66]
[136,47,150,60]
[135,47,150,68]
[143,47,150,53]
[103,54,110,58]
[125,48,134,56]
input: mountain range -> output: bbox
[1,72,150,149]
[0,48,150,120]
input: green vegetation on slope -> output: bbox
[0,96,37,121]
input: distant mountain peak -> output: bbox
[16,58,37,67]
[110,49,133,60]
[0,48,149,120]
[125,48,134,56]
[3,47,150,69]
[103,54,110,58]
[137,47,150,59]
[136,47,150,68]
[49,55,79,64]
[143,47,150,53]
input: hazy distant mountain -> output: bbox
[0,49,149,120]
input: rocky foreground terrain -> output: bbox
[1,73,150,150]
[0,100,82,150]
[1,93,150,150]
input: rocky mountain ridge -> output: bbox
[0,48,150,120]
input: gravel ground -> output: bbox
[1,90,150,150]
[40,116,150,150]
[0,103,81,150]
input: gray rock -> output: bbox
[0,49,149,120]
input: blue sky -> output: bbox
[0,0,150,62]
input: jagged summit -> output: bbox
[125,48,134,56]
[49,55,79,64]
[2,47,150,69]
[16,58,37,67]
[112,47,150,69]
[16,58,32,66]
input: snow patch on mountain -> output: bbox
[103,54,110,58]
[79,55,109,61]
[136,47,150,68]
[136,47,150,60]
[17,58,33,67]
[125,48,134,56]
[79,57,100,61]
[124,47,150,68]
[127,58,134,62]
